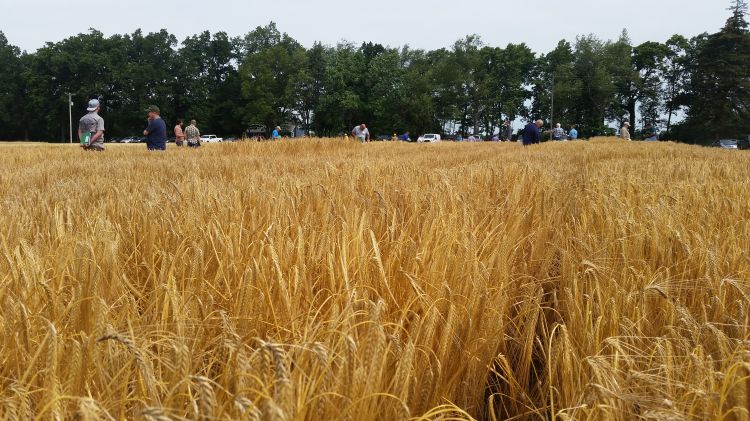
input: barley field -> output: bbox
[0,138,749,420]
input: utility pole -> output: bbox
[68,93,73,143]
[550,73,555,131]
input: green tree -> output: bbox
[531,40,579,129]
[238,23,308,134]
[0,32,25,139]
[661,35,691,136]
[633,41,669,127]
[314,42,365,135]
[683,0,750,140]
[605,30,640,128]
[297,42,327,134]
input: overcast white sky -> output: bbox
[0,0,732,53]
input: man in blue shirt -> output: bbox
[272,126,282,140]
[143,105,167,151]
[643,123,658,141]
[522,120,543,146]
[569,125,578,140]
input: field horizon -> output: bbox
[1,138,749,420]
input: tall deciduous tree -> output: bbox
[238,23,308,133]
[0,32,25,139]
[684,0,750,140]
[661,35,690,137]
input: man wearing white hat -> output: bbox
[620,121,631,141]
[78,98,105,151]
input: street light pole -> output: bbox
[68,93,73,143]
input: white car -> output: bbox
[200,135,223,143]
[417,134,441,143]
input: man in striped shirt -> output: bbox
[185,120,201,148]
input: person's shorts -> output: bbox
[176,139,185,146]
[187,141,200,148]
[148,144,167,151]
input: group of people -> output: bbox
[79,99,202,152]
[80,100,660,151]
[619,122,659,141]
[521,120,579,146]
[173,116,202,148]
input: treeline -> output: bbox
[0,1,748,142]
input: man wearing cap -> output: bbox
[620,122,631,141]
[78,99,105,151]
[351,123,370,143]
[272,126,282,140]
[143,105,168,151]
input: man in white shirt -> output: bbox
[351,124,370,143]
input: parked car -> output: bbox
[120,136,139,143]
[200,135,223,143]
[225,137,238,142]
[417,134,441,143]
[712,139,740,149]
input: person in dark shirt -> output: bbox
[522,120,543,146]
[502,119,513,141]
[143,105,167,151]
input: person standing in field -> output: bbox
[568,125,578,140]
[185,119,201,148]
[552,123,566,141]
[272,126,282,140]
[620,122,631,141]
[144,105,167,151]
[643,123,658,141]
[78,99,105,152]
[502,119,513,141]
[522,119,543,146]
[351,123,370,143]
[174,119,185,147]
